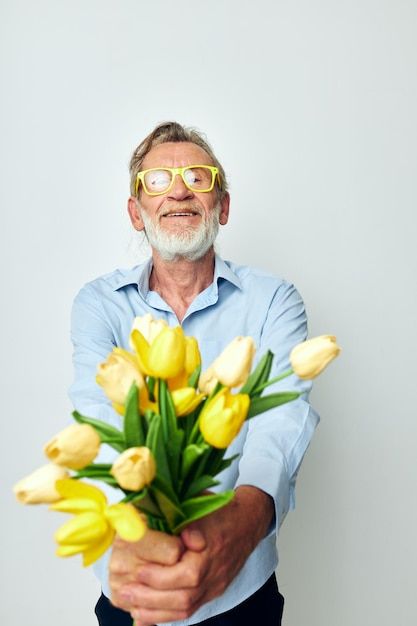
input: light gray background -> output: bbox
[1,1,416,625]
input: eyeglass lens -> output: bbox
[144,167,214,193]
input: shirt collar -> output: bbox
[112,253,242,295]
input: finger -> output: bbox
[181,527,206,551]
[110,530,184,577]
[136,550,206,590]
[118,582,202,612]
[130,528,185,565]
[131,606,192,624]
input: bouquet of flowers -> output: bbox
[14,314,340,567]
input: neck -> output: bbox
[149,248,216,322]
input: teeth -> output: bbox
[167,212,195,216]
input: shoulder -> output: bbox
[73,265,142,303]
[221,258,296,297]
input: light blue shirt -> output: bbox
[69,254,319,626]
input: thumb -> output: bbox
[181,526,207,551]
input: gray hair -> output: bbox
[129,121,228,199]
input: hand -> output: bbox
[111,486,274,626]
[109,528,185,621]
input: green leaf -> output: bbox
[159,380,183,482]
[173,491,235,533]
[159,380,178,435]
[241,351,274,397]
[145,414,172,487]
[212,454,239,476]
[123,382,145,447]
[181,443,210,480]
[188,364,201,389]
[147,376,156,401]
[182,475,220,499]
[247,391,300,418]
[151,483,185,530]
[122,488,162,517]
[74,463,112,477]
[98,436,125,453]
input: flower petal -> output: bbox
[130,329,152,375]
[55,479,107,508]
[82,526,115,566]
[50,497,102,514]
[106,504,147,542]
[55,511,108,545]
[56,543,89,557]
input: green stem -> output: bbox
[189,415,201,444]
[251,368,293,395]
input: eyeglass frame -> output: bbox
[135,165,220,196]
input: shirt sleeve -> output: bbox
[69,284,121,430]
[235,281,320,532]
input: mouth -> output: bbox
[161,210,201,218]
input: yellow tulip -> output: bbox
[171,387,205,417]
[290,335,341,380]
[51,479,146,566]
[213,336,256,387]
[110,447,156,491]
[199,336,255,393]
[129,313,167,346]
[13,464,69,504]
[44,424,100,470]
[96,347,150,413]
[131,326,186,379]
[199,388,250,449]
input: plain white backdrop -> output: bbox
[1,1,416,625]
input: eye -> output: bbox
[184,167,211,189]
[145,169,171,191]
[184,168,200,185]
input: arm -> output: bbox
[69,284,119,426]
[236,281,320,532]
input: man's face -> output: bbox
[128,142,229,261]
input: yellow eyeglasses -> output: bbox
[135,165,220,196]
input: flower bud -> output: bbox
[110,447,156,491]
[199,388,250,449]
[96,347,145,406]
[44,423,101,470]
[171,387,204,417]
[132,326,186,379]
[210,336,256,388]
[290,335,341,379]
[14,464,69,504]
[129,314,167,347]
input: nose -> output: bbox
[167,173,193,200]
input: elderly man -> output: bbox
[69,122,319,626]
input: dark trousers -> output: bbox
[95,574,284,625]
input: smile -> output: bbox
[162,211,200,217]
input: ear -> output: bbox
[218,192,230,226]
[127,197,145,231]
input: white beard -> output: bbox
[139,204,220,262]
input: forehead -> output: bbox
[142,142,213,170]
